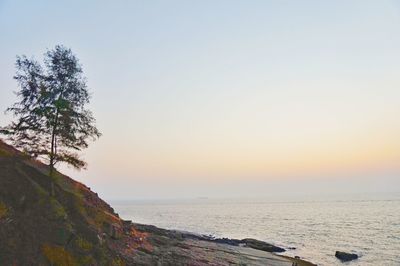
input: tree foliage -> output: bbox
[1,45,101,173]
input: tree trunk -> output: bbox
[49,105,60,197]
[49,134,55,197]
[49,117,57,197]
[49,164,55,197]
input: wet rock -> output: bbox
[185,234,286,253]
[335,251,358,262]
[241,238,285,253]
[213,237,242,246]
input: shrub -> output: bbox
[42,244,76,266]
[75,236,93,251]
[50,198,67,220]
[0,202,7,218]
[110,257,126,266]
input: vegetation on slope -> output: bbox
[0,140,129,265]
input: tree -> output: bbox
[1,45,101,183]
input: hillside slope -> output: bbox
[0,140,126,265]
[0,140,314,266]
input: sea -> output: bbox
[112,193,400,266]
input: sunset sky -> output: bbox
[1,0,399,199]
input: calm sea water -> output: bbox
[112,194,400,266]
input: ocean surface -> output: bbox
[112,194,400,266]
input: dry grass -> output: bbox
[74,236,93,251]
[42,244,76,266]
[0,202,8,218]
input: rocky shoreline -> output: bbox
[181,233,286,253]
[119,222,317,265]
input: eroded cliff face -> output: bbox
[0,140,314,266]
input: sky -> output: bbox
[0,0,400,200]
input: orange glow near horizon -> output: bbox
[88,116,400,182]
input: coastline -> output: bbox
[122,222,317,265]
[0,140,316,265]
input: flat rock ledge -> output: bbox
[185,235,286,253]
[129,223,317,266]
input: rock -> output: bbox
[335,251,358,262]
[123,220,132,226]
[241,238,285,253]
[192,235,286,253]
[109,223,123,239]
[97,234,104,245]
[213,237,242,246]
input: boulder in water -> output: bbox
[335,251,358,262]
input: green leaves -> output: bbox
[54,98,69,110]
[1,45,101,171]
